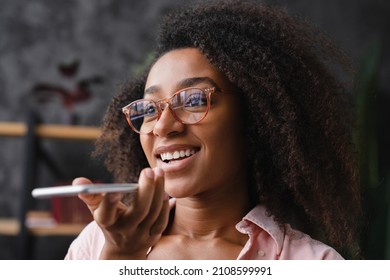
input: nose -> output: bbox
[153,104,185,137]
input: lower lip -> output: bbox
[157,152,198,173]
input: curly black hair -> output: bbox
[95,0,362,258]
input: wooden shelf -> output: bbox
[0,122,100,140]
[0,218,19,235]
[0,211,87,236]
[29,223,86,236]
[0,123,97,236]
[0,120,98,258]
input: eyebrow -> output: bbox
[144,77,220,96]
[178,77,219,89]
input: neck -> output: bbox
[168,183,251,240]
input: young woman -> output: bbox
[65,0,362,260]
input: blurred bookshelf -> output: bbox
[0,120,101,259]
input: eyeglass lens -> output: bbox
[127,88,209,133]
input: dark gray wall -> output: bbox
[0,0,388,259]
[0,0,182,208]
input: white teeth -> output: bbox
[160,149,196,162]
[166,153,173,160]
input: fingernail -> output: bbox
[154,167,164,177]
[145,168,154,179]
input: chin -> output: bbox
[164,178,198,199]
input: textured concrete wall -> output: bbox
[0,0,183,214]
[0,0,388,259]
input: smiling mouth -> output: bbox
[159,149,198,163]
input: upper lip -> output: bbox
[154,144,200,157]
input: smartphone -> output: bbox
[31,183,138,199]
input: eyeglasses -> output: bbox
[122,87,217,134]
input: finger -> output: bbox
[73,177,104,212]
[149,199,170,237]
[94,191,125,227]
[168,197,176,210]
[138,167,165,228]
[129,168,157,223]
[72,177,92,185]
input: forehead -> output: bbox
[145,48,229,92]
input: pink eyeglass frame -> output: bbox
[122,86,218,134]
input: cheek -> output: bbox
[213,101,244,141]
[140,135,155,166]
[203,112,245,162]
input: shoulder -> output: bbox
[64,221,105,260]
[238,205,343,260]
[280,224,344,260]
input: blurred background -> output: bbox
[0,0,388,259]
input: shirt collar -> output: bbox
[236,205,285,255]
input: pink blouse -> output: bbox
[65,205,343,260]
